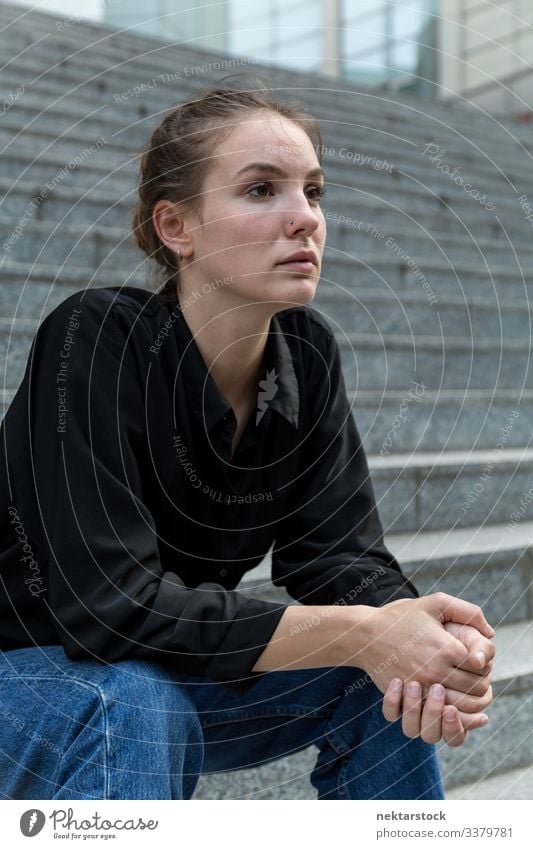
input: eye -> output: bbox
[308,184,326,202]
[246,182,274,198]
[246,181,326,202]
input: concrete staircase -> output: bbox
[1,1,532,799]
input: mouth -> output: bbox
[277,260,317,273]
[276,249,319,271]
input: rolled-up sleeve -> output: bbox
[24,292,287,693]
[271,327,418,608]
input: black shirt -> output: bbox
[0,285,418,694]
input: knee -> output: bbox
[54,661,204,799]
[96,658,203,744]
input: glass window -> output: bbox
[276,28,318,45]
[274,0,321,14]
[230,26,271,57]
[343,13,385,56]
[344,48,388,78]
[391,39,418,71]
[230,1,268,27]
[276,33,323,70]
[392,1,424,38]
[343,0,385,24]
[278,1,321,31]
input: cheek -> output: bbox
[231,213,277,248]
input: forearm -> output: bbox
[253,593,494,699]
[251,603,373,672]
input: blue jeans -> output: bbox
[0,646,444,800]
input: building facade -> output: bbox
[439,0,533,116]
[103,0,439,100]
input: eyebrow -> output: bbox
[233,162,325,180]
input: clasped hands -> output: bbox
[363,592,496,748]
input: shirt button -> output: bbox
[219,568,228,577]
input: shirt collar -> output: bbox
[166,296,300,435]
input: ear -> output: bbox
[152,199,194,259]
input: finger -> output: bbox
[441,667,493,696]
[402,681,423,739]
[444,622,497,670]
[433,593,495,638]
[456,710,490,732]
[441,705,466,747]
[383,678,403,722]
[444,686,493,714]
[457,658,494,676]
[420,683,445,744]
[457,652,494,676]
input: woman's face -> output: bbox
[183,109,326,312]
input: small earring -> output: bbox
[289,219,294,226]
[176,247,182,263]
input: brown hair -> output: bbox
[132,74,323,302]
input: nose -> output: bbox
[283,192,322,237]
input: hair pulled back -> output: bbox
[132,74,323,301]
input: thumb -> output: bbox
[430,593,495,639]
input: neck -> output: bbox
[177,288,276,410]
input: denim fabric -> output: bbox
[0,646,444,800]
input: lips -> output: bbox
[278,250,318,266]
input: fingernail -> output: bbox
[408,682,421,696]
[480,714,490,726]
[443,707,456,722]
[475,650,487,666]
[390,678,402,691]
[486,624,496,637]
[430,683,444,698]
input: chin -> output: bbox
[234,276,318,311]
[273,277,318,307]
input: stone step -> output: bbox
[338,333,533,392]
[0,146,141,193]
[1,319,531,531]
[4,245,533,322]
[323,251,533,300]
[4,125,530,223]
[438,618,533,788]
[3,218,533,297]
[447,763,533,799]
[351,389,532,454]
[0,214,533,310]
[0,357,529,456]
[2,42,533,181]
[3,173,530,258]
[370,449,533,533]
[239,521,533,627]
[5,206,533,270]
[2,0,532,804]
[3,0,533,157]
[2,2,532,147]
[191,618,533,797]
[1,27,532,178]
[314,286,532,340]
[2,160,531,251]
[1,245,531,339]
[0,227,144,287]
[1,111,530,228]
[3,86,532,201]
[332,219,533,266]
[1,277,533,395]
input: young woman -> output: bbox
[0,77,494,800]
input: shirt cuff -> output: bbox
[363,573,420,606]
[204,597,289,696]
